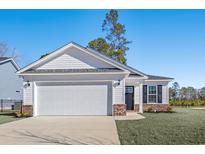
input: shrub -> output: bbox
[166,106,172,112]
[15,112,22,118]
[169,99,205,106]
[15,112,29,118]
[147,106,153,112]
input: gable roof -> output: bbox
[0,57,20,70]
[17,42,147,77]
[16,42,173,81]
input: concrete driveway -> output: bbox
[0,116,120,145]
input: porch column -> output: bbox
[139,83,144,113]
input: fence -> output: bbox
[0,99,23,112]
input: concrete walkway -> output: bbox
[0,116,120,145]
[114,112,145,120]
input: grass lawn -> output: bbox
[116,107,205,145]
[0,111,23,125]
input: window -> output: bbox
[148,86,157,103]
[126,87,134,94]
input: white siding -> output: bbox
[23,82,33,105]
[37,47,114,70]
[0,61,23,100]
[113,79,125,104]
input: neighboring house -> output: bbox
[0,57,23,101]
[17,42,173,116]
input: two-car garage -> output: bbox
[18,43,130,117]
[35,82,112,116]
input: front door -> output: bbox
[125,86,134,110]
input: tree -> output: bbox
[169,87,175,100]
[199,87,205,100]
[186,87,197,100]
[102,9,131,64]
[0,42,8,56]
[180,87,188,100]
[170,82,180,100]
[180,87,197,100]
[88,9,131,64]
[88,38,111,56]
[0,42,19,61]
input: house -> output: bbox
[17,42,173,116]
[0,57,23,102]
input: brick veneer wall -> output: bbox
[22,105,33,116]
[135,104,170,112]
[113,104,127,116]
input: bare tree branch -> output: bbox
[0,42,8,57]
[0,41,20,62]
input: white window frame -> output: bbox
[147,85,158,104]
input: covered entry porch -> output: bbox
[124,76,171,115]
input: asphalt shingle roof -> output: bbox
[128,74,142,77]
[25,68,123,73]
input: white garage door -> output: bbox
[36,82,111,115]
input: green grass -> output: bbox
[0,111,23,125]
[116,107,205,145]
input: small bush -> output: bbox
[170,99,205,107]
[15,112,21,118]
[145,106,160,113]
[166,106,172,112]
[15,112,29,118]
[147,106,153,112]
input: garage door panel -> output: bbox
[36,83,111,115]
[38,86,73,115]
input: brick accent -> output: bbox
[134,104,170,112]
[144,104,170,112]
[22,105,33,116]
[113,104,127,116]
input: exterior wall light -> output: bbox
[117,80,121,86]
[24,81,30,88]
[113,80,121,87]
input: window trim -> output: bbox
[147,85,158,103]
